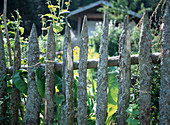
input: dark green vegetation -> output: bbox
[0,0,165,37]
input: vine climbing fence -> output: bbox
[0,2,169,125]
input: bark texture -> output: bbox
[138,11,152,125]
[11,31,21,125]
[77,16,88,125]
[44,24,56,125]
[24,24,41,125]
[117,15,131,125]
[61,25,74,125]
[60,25,68,125]
[0,25,7,125]
[159,2,170,125]
[96,12,108,125]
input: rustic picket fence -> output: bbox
[0,2,169,125]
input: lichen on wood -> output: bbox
[77,16,88,125]
[61,24,74,125]
[117,15,131,125]
[0,24,7,125]
[11,31,21,125]
[139,11,152,125]
[44,24,56,125]
[24,24,41,125]
[96,12,109,125]
[159,2,170,125]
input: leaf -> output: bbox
[131,119,139,125]
[59,10,70,16]
[53,25,63,34]
[35,67,45,98]
[13,70,28,94]
[19,27,24,35]
[107,73,119,117]
[53,93,65,106]
[55,73,62,85]
[44,13,58,20]
[126,118,133,123]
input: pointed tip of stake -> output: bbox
[103,11,108,26]
[142,10,149,26]
[49,23,53,34]
[81,15,88,34]
[30,23,37,38]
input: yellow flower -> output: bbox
[55,86,59,92]
[74,72,78,76]
[58,55,61,58]
[48,5,54,9]
[60,51,63,54]
[1,14,3,17]
[65,2,70,6]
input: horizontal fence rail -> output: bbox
[7,52,161,74]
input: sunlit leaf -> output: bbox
[53,25,63,34]
[107,73,119,117]
[19,27,24,35]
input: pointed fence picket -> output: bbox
[24,24,41,125]
[11,31,21,125]
[60,24,74,125]
[96,12,109,125]
[117,15,131,125]
[0,23,7,125]
[44,24,56,125]
[77,16,89,125]
[159,2,170,125]
[2,5,169,124]
[139,11,152,124]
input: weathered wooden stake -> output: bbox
[96,12,109,125]
[159,2,170,125]
[117,15,131,125]
[44,24,56,125]
[60,24,74,125]
[11,31,21,125]
[0,25,7,125]
[77,16,88,125]
[24,24,41,125]
[139,11,152,124]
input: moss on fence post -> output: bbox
[11,31,21,125]
[24,24,41,125]
[159,2,170,125]
[60,24,74,125]
[96,12,109,125]
[0,25,7,125]
[139,11,152,125]
[44,24,56,125]
[77,16,88,125]
[117,15,131,125]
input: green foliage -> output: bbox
[91,21,122,57]
[13,69,28,95]
[53,93,65,106]
[35,67,45,98]
[107,72,119,117]
[126,104,139,125]
[151,64,160,124]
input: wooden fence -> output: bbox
[0,2,169,125]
